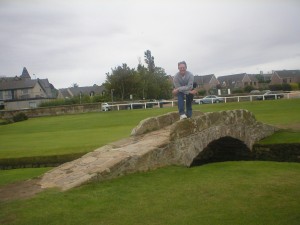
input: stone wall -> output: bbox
[0,103,102,119]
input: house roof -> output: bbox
[38,78,54,97]
[217,73,247,83]
[59,85,105,98]
[274,70,300,78]
[20,67,31,79]
[0,68,57,98]
[247,74,260,82]
[0,77,37,90]
[194,74,215,84]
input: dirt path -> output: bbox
[0,178,43,202]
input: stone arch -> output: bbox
[169,109,277,167]
[190,136,251,167]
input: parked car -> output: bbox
[126,102,155,110]
[101,103,111,111]
[256,91,284,100]
[250,90,260,94]
[195,95,224,104]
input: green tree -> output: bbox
[142,50,172,99]
[144,50,155,73]
[103,50,172,101]
[104,64,138,101]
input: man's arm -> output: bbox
[177,74,194,93]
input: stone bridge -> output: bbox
[39,109,277,191]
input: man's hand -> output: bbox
[172,88,179,95]
[189,89,197,95]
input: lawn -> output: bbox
[1,161,300,225]
[0,98,300,225]
[0,98,299,159]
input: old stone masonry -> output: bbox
[39,110,277,191]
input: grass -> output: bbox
[0,99,300,224]
[1,161,300,225]
[259,130,300,144]
[0,98,300,159]
[0,108,172,158]
[0,167,51,187]
[193,98,300,126]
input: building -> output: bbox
[194,74,220,93]
[270,70,300,85]
[0,67,57,110]
[58,85,106,99]
[217,73,259,90]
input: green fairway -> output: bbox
[0,108,172,158]
[0,99,299,159]
[193,98,300,126]
[1,161,300,225]
[0,167,51,187]
[1,99,300,225]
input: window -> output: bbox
[29,102,37,108]
[4,90,12,100]
[22,89,29,94]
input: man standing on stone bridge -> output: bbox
[172,61,197,120]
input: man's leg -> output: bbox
[177,92,185,115]
[186,93,194,118]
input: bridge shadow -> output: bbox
[190,136,252,167]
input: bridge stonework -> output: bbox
[39,110,277,191]
[168,110,277,166]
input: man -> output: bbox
[172,61,197,120]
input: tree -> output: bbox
[103,50,172,101]
[144,50,155,73]
[104,64,138,101]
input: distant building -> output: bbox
[217,73,259,90]
[58,85,106,99]
[270,70,300,85]
[194,74,220,93]
[0,67,57,110]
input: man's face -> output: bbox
[178,63,187,76]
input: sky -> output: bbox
[0,0,299,89]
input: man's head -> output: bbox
[178,61,187,76]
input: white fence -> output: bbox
[103,91,300,111]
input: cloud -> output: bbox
[0,0,300,88]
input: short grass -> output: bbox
[259,130,300,144]
[1,99,300,224]
[193,98,300,126]
[0,108,172,158]
[0,99,299,159]
[1,161,300,225]
[0,167,51,187]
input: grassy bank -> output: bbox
[1,99,300,224]
[1,161,300,225]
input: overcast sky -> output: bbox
[1,0,299,88]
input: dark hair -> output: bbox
[178,61,187,68]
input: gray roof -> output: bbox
[59,85,105,98]
[194,74,215,84]
[247,74,260,82]
[0,77,37,90]
[0,68,57,98]
[274,70,300,78]
[20,67,31,79]
[217,73,247,83]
